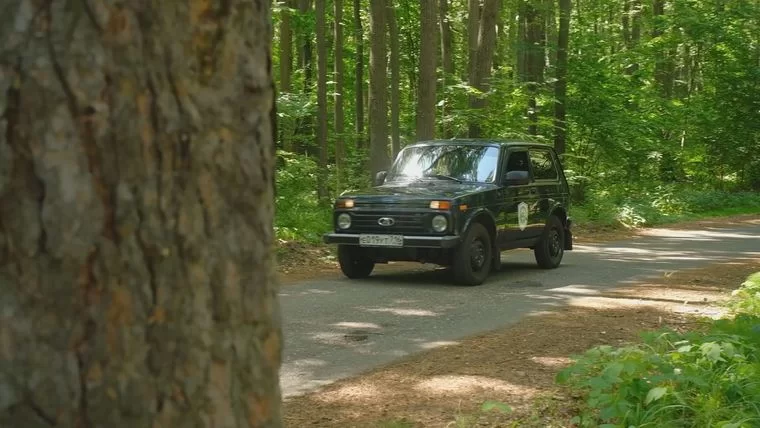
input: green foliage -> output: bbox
[275,150,371,242]
[275,151,332,243]
[572,184,760,229]
[729,273,760,317]
[557,272,760,428]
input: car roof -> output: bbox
[404,138,553,150]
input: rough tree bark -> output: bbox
[353,0,365,149]
[316,0,328,200]
[416,0,438,142]
[387,3,401,157]
[0,1,281,427]
[368,0,389,176]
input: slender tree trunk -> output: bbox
[440,0,455,138]
[316,0,328,200]
[440,0,455,78]
[519,0,545,135]
[334,0,345,171]
[387,4,401,157]
[353,0,366,150]
[0,1,281,427]
[554,0,572,154]
[369,0,389,176]
[280,0,293,151]
[467,0,481,128]
[417,0,438,142]
[296,0,314,153]
[469,0,501,138]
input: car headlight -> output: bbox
[337,213,351,230]
[431,215,447,232]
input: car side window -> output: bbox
[528,150,558,180]
[505,151,530,172]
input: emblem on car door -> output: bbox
[378,217,395,226]
[518,202,529,231]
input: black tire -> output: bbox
[453,223,492,286]
[534,215,565,269]
[338,245,375,279]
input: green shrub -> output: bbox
[275,150,332,243]
[557,272,760,428]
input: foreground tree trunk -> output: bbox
[0,1,281,427]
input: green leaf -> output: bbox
[481,400,512,414]
[700,342,724,363]
[645,386,668,405]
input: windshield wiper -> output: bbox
[424,173,462,183]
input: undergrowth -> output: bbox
[557,272,760,428]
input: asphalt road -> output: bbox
[279,222,760,398]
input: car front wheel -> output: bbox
[338,245,375,279]
[453,223,492,286]
[534,215,565,269]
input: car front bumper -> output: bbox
[323,233,461,249]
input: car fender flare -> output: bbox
[461,208,498,242]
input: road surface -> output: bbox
[279,222,760,397]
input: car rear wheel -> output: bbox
[534,215,565,269]
[338,245,375,279]
[453,223,492,286]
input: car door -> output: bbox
[526,147,563,239]
[496,148,536,248]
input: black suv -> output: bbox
[323,139,573,285]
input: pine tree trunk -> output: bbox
[334,0,345,169]
[554,0,572,155]
[368,0,389,176]
[353,0,366,150]
[416,0,438,142]
[387,4,401,158]
[316,0,328,200]
[0,1,281,427]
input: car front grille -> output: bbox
[349,211,429,234]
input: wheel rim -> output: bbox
[548,229,562,259]
[470,239,487,271]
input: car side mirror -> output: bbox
[504,170,531,186]
[374,170,387,186]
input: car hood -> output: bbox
[341,181,497,202]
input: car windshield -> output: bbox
[385,144,499,183]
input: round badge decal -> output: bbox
[518,202,529,231]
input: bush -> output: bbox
[557,272,760,428]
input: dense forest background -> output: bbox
[272,0,760,242]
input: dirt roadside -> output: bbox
[279,214,760,427]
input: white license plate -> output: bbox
[359,234,404,247]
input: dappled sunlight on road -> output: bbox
[364,307,441,317]
[414,375,540,396]
[641,228,760,241]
